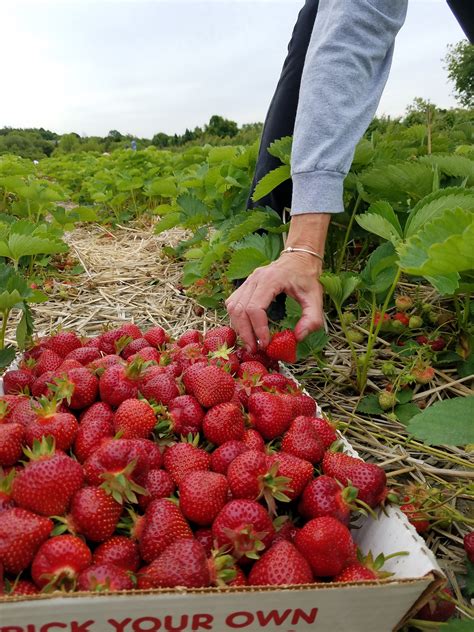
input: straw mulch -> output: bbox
[14,222,474,625]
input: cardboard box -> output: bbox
[0,364,444,632]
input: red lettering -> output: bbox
[163,616,188,632]
[192,614,213,631]
[291,609,318,625]
[71,622,95,632]
[256,610,292,627]
[40,624,67,632]
[1,627,24,632]
[108,620,132,632]
[225,612,254,629]
[132,618,161,632]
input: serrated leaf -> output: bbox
[442,619,474,632]
[419,154,474,180]
[144,178,177,198]
[351,138,374,169]
[267,136,292,165]
[356,395,384,415]
[252,165,291,202]
[360,161,434,205]
[360,242,398,294]
[356,213,402,244]
[154,213,181,235]
[396,389,414,404]
[405,187,474,238]
[0,345,16,368]
[407,396,474,446]
[398,207,474,279]
[394,403,420,424]
[296,329,328,360]
[177,193,209,221]
[226,248,268,280]
[320,272,360,310]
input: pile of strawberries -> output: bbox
[0,323,390,595]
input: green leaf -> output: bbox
[226,248,268,280]
[424,273,461,296]
[397,388,414,405]
[177,193,209,222]
[144,178,177,198]
[0,289,22,310]
[320,272,360,310]
[360,161,434,205]
[351,138,374,169]
[296,330,329,360]
[356,395,384,414]
[398,207,474,279]
[0,345,16,368]
[394,403,420,424]
[360,242,399,294]
[458,355,474,379]
[267,136,292,165]
[407,396,474,446]
[182,261,202,286]
[252,165,291,202]
[405,187,474,238]
[419,154,474,180]
[356,212,402,244]
[442,619,474,632]
[154,213,181,235]
[366,200,402,236]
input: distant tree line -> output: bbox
[0,115,263,160]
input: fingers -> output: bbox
[290,282,325,342]
[226,282,259,352]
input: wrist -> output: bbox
[285,213,330,255]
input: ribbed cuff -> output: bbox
[291,169,345,214]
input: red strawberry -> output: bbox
[430,337,446,352]
[163,395,205,436]
[179,470,229,526]
[416,335,429,345]
[77,563,134,591]
[373,312,390,328]
[228,567,248,586]
[400,503,430,534]
[333,563,377,582]
[31,535,92,590]
[58,359,83,372]
[46,331,82,357]
[322,451,387,508]
[65,345,101,365]
[0,423,24,466]
[281,416,325,464]
[138,469,175,509]
[12,438,84,516]
[209,348,240,375]
[308,417,338,448]
[144,326,169,348]
[121,338,150,360]
[139,539,210,588]
[260,373,297,393]
[204,326,236,352]
[93,536,140,571]
[248,541,313,586]
[248,391,294,440]
[51,367,99,410]
[3,369,34,395]
[10,397,39,427]
[113,399,156,439]
[266,330,297,363]
[294,516,355,577]
[140,372,180,405]
[202,402,245,446]
[34,349,63,376]
[212,499,275,562]
[298,475,355,525]
[177,329,203,348]
[291,392,317,417]
[84,438,149,503]
[99,324,142,355]
[416,587,456,622]
[242,428,265,451]
[74,415,114,463]
[99,359,148,408]
[25,399,78,451]
[138,498,193,562]
[174,343,206,372]
[227,450,291,515]
[0,508,52,574]
[135,438,162,470]
[31,370,56,398]
[163,440,211,486]
[393,312,409,327]
[7,579,39,595]
[129,346,161,363]
[67,487,123,542]
[464,532,474,563]
[267,452,313,501]
[192,365,235,408]
[88,354,124,376]
[237,361,268,380]
[211,440,249,474]
[272,516,298,544]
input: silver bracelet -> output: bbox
[280,246,324,263]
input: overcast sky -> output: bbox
[0,0,466,138]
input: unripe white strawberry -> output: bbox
[395,296,413,312]
[378,390,397,411]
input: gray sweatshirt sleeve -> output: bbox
[291,0,408,215]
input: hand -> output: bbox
[225,252,324,353]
